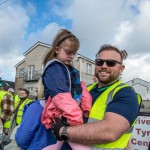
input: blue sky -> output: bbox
[23,0,72,37]
[0,0,150,83]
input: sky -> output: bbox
[0,0,150,84]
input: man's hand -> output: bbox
[51,117,67,141]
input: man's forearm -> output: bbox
[64,112,130,145]
[67,121,114,145]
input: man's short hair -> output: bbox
[97,44,127,62]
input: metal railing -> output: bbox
[23,70,41,81]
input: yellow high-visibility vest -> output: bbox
[14,95,20,109]
[16,98,32,125]
[87,80,141,150]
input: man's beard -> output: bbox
[95,71,117,85]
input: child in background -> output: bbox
[41,29,92,150]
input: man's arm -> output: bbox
[0,94,14,123]
[60,112,130,145]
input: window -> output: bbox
[28,65,34,80]
[19,68,24,77]
[86,63,92,75]
[27,87,33,95]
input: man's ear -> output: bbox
[120,65,125,74]
[55,47,59,53]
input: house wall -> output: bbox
[15,61,25,93]
[15,44,50,95]
[127,78,150,112]
[73,56,95,85]
[23,45,49,96]
[24,45,49,73]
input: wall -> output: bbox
[14,61,25,94]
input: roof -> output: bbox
[126,78,150,89]
[14,41,51,68]
[14,58,25,68]
[23,41,51,56]
[76,53,95,63]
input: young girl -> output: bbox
[41,29,92,150]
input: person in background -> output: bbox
[7,88,15,99]
[14,88,22,109]
[0,86,14,149]
[13,88,32,126]
[0,87,14,135]
[52,44,141,149]
[41,29,92,150]
[15,79,56,150]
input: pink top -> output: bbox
[41,81,92,129]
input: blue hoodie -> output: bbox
[15,100,56,150]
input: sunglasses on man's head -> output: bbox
[95,59,122,67]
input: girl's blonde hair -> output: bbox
[43,29,80,66]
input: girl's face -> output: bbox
[55,39,77,65]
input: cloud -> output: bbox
[0,5,29,55]
[122,53,150,82]
[0,54,24,81]
[26,2,36,16]
[0,5,29,81]
[116,0,150,54]
[26,22,65,48]
[112,21,134,48]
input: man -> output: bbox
[53,44,141,149]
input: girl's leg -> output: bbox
[42,141,63,150]
[68,141,91,150]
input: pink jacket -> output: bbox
[41,81,92,129]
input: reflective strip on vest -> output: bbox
[88,80,140,149]
[92,148,126,150]
[16,99,32,125]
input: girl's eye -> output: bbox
[61,47,76,55]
